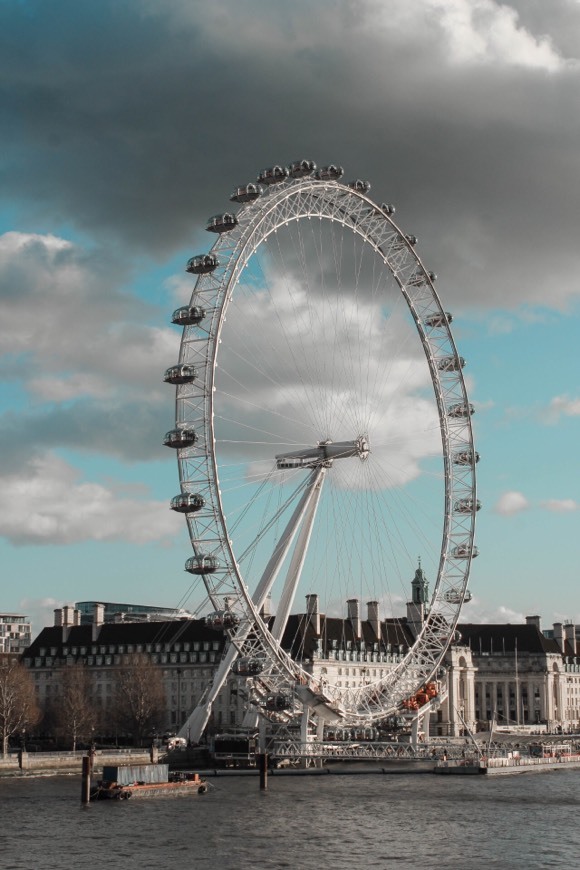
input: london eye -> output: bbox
[164,160,479,742]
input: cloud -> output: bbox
[0,453,180,546]
[0,1,580,311]
[543,395,580,423]
[494,490,529,515]
[540,498,578,513]
[460,598,526,624]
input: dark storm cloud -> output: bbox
[0,396,172,472]
[1,0,580,309]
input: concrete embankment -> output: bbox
[0,750,153,777]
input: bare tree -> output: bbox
[51,664,98,751]
[113,655,166,746]
[0,660,41,757]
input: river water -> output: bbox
[1,769,579,869]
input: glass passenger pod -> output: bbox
[163,428,197,449]
[170,493,205,513]
[233,658,264,676]
[452,448,480,466]
[163,364,197,385]
[453,497,481,513]
[205,610,240,631]
[265,694,291,711]
[185,554,220,575]
[185,254,219,275]
[425,311,452,328]
[348,179,371,193]
[408,269,437,287]
[288,159,316,178]
[381,203,396,216]
[257,166,289,185]
[171,305,206,327]
[315,165,344,181]
[437,356,466,372]
[450,544,479,559]
[405,234,418,246]
[230,182,263,203]
[447,402,475,419]
[206,213,238,233]
[444,588,473,604]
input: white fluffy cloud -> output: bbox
[0,453,179,546]
[494,490,529,515]
[541,498,578,513]
[544,395,580,423]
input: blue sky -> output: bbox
[1,0,579,634]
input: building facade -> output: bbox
[21,591,580,741]
[0,613,31,655]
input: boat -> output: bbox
[89,763,208,800]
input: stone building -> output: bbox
[21,586,580,741]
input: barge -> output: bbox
[90,763,208,800]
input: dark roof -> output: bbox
[457,623,561,656]
[280,613,415,659]
[25,619,225,656]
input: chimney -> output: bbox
[54,608,63,627]
[61,604,75,642]
[92,603,105,643]
[73,608,81,627]
[526,615,541,630]
[260,593,272,621]
[306,594,320,635]
[553,622,564,652]
[347,598,361,640]
[367,601,380,639]
[564,622,576,656]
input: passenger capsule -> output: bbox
[444,588,473,604]
[163,428,197,449]
[425,311,452,328]
[205,610,240,630]
[381,203,396,216]
[454,497,481,513]
[408,270,436,287]
[185,554,220,575]
[348,179,371,193]
[447,402,475,419]
[170,493,205,513]
[453,448,480,466]
[171,305,206,327]
[265,694,291,711]
[288,159,316,178]
[257,165,289,185]
[405,234,418,246]
[450,544,479,559]
[163,364,197,385]
[186,254,218,275]
[206,213,238,233]
[233,657,264,676]
[230,183,263,203]
[315,165,344,181]
[437,356,466,372]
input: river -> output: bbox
[1,769,579,869]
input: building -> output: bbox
[74,600,194,625]
[0,613,32,655]
[21,583,580,741]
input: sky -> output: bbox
[1,0,579,635]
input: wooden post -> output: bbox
[81,755,92,805]
[258,752,268,791]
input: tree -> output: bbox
[51,664,98,751]
[0,659,41,757]
[113,655,166,746]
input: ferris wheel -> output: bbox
[164,160,479,742]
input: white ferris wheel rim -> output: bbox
[168,166,478,724]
